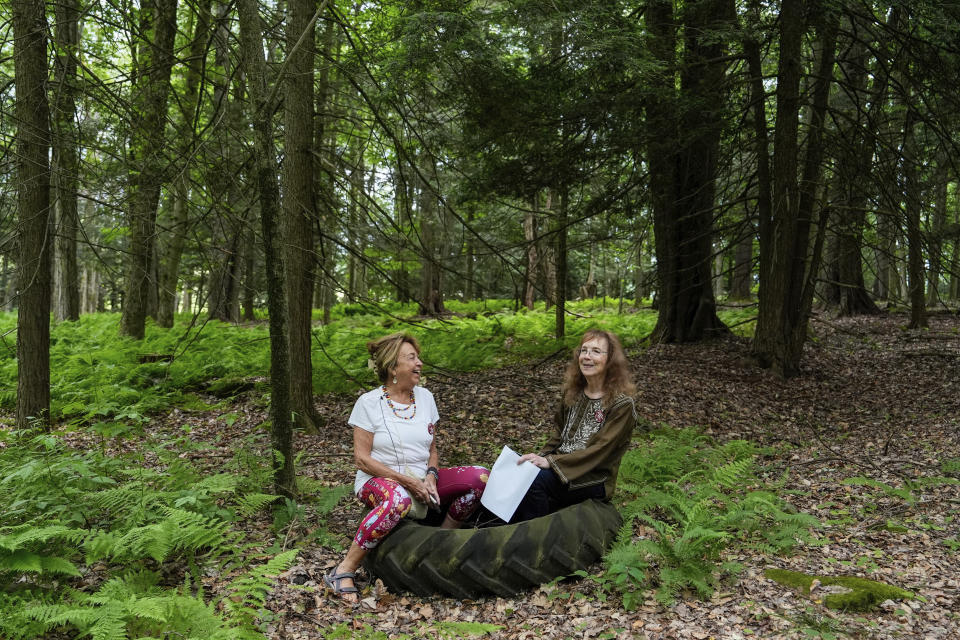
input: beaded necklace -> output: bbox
[382,385,417,420]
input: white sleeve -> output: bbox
[423,388,440,426]
[348,395,377,433]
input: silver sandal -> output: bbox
[324,569,358,597]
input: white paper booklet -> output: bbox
[480,445,541,522]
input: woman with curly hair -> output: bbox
[324,332,488,601]
[512,329,637,522]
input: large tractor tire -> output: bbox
[363,499,621,598]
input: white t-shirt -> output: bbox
[349,386,440,495]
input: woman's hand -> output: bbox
[400,475,433,504]
[424,473,440,507]
[518,453,550,469]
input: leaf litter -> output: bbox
[57,313,960,638]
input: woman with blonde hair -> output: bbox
[513,329,637,522]
[325,332,488,601]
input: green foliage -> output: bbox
[22,570,240,640]
[765,568,913,612]
[0,306,750,422]
[941,457,960,476]
[0,429,290,639]
[85,508,231,564]
[0,312,269,421]
[222,550,299,632]
[420,621,503,638]
[605,428,820,606]
[841,477,916,504]
[319,620,502,640]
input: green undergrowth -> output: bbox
[320,620,502,639]
[764,568,913,612]
[601,427,821,608]
[0,427,346,640]
[0,303,755,424]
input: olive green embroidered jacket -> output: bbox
[540,393,638,497]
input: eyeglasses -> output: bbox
[578,347,607,357]
[399,352,420,362]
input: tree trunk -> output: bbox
[418,160,445,315]
[874,210,896,301]
[950,204,960,301]
[315,15,338,322]
[752,0,837,376]
[926,157,948,307]
[554,187,568,339]
[51,0,80,322]
[648,0,731,343]
[902,107,927,329]
[523,196,539,309]
[729,217,754,300]
[712,245,725,301]
[822,14,881,316]
[284,0,322,432]
[157,179,190,327]
[237,0,295,497]
[241,216,257,321]
[464,208,476,301]
[540,190,557,311]
[14,0,52,429]
[157,0,211,328]
[120,0,178,339]
[1,255,10,310]
[581,245,597,300]
[181,288,193,314]
[80,265,100,314]
[207,216,245,323]
[347,142,365,301]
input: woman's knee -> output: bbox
[530,467,558,491]
[468,465,489,495]
[388,486,413,517]
[439,465,489,496]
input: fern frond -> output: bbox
[88,602,128,640]
[711,458,753,489]
[313,485,352,516]
[93,485,162,522]
[0,524,87,550]
[222,549,298,628]
[671,526,728,559]
[232,493,279,518]
[0,549,82,576]
[88,508,228,564]
[193,473,240,496]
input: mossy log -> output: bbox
[765,568,913,612]
[206,377,257,398]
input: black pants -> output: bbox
[511,468,605,523]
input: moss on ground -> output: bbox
[765,568,914,612]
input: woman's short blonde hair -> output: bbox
[368,332,421,384]
[561,329,636,407]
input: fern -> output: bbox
[222,549,299,632]
[86,508,231,564]
[0,525,87,577]
[604,427,821,606]
[842,476,916,504]
[232,493,280,518]
[711,457,753,489]
[23,571,241,640]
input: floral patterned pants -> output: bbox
[354,465,488,550]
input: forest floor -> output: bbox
[143,313,960,638]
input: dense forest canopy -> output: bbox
[3,0,960,420]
